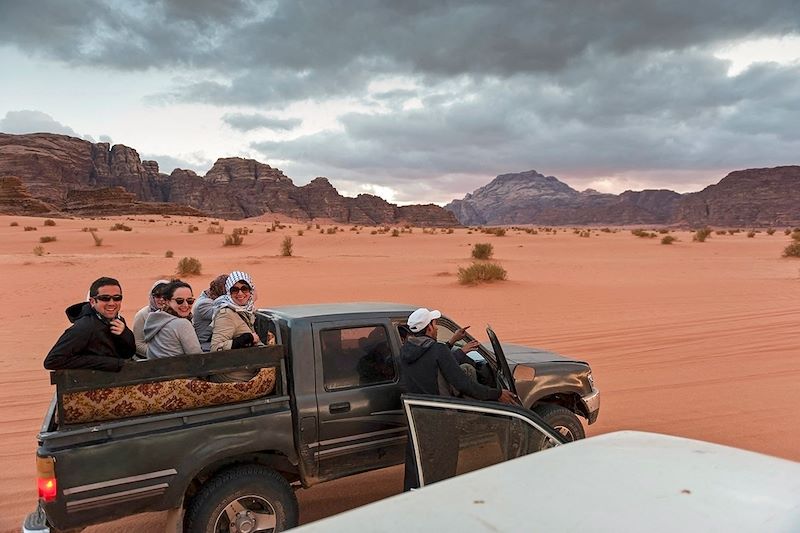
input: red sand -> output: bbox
[1,216,798,531]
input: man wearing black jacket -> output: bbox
[44,277,136,371]
[399,307,515,490]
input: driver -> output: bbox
[399,307,515,490]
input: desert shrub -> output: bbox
[297,229,304,236]
[187,225,199,233]
[43,219,56,226]
[210,220,220,225]
[631,229,656,238]
[661,235,677,245]
[484,227,506,237]
[715,230,727,235]
[176,256,202,276]
[766,228,776,235]
[24,226,37,231]
[391,229,400,237]
[207,225,224,234]
[693,228,712,242]
[784,228,792,235]
[223,233,244,246]
[747,231,755,238]
[281,236,293,257]
[472,243,494,260]
[446,228,454,234]
[782,242,800,257]
[89,231,103,246]
[792,230,800,242]
[579,230,590,238]
[148,219,156,223]
[165,250,174,258]
[9,221,18,227]
[110,223,132,232]
[39,236,56,243]
[458,262,508,285]
[33,245,45,256]
[232,227,248,236]
[326,227,337,234]
[81,227,98,232]
[658,229,669,234]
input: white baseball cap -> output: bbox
[407,308,442,333]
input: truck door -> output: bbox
[312,319,406,480]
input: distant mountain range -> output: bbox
[0,133,458,226]
[445,168,800,227]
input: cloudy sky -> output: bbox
[1,1,799,204]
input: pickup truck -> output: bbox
[24,302,600,533]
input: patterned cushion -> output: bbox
[62,367,277,424]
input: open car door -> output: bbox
[403,394,566,487]
[486,325,516,396]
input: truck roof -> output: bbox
[261,302,418,321]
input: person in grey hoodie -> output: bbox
[144,280,201,359]
[192,274,228,351]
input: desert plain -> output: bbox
[0,214,798,532]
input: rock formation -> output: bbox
[0,133,459,226]
[0,176,57,216]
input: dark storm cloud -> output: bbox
[222,112,301,132]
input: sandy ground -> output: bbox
[0,215,798,532]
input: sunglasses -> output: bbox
[171,297,195,305]
[94,294,123,302]
[230,286,251,294]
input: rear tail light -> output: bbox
[36,456,57,502]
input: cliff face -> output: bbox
[0,133,459,225]
[445,167,800,226]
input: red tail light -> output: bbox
[36,456,57,502]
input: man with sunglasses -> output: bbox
[44,277,136,371]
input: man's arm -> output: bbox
[435,344,500,401]
[44,323,125,371]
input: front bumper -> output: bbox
[581,387,600,425]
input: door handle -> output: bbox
[329,402,351,414]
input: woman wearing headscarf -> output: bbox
[192,274,229,352]
[144,280,202,359]
[209,271,270,382]
[132,279,170,357]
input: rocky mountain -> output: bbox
[0,133,459,226]
[446,168,800,226]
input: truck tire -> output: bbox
[532,404,585,450]
[184,465,298,533]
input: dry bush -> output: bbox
[207,225,224,234]
[9,221,18,227]
[693,228,712,242]
[783,242,800,258]
[658,229,670,234]
[81,227,98,232]
[747,231,756,238]
[715,230,727,235]
[90,231,103,246]
[766,228,776,235]
[391,229,400,237]
[784,228,792,236]
[297,229,304,236]
[631,229,656,238]
[446,228,454,234]
[482,227,506,237]
[33,245,45,256]
[43,219,56,226]
[792,230,800,243]
[223,233,244,246]
[176,257,202,276]
[39,236,56,243]
[110,223,132,232]
[232,227,249,236]
[187,225,199,233]
[165,250,174,258]
[281,236,293,257]
[472,243,494,259]
[24,226,37,231]
[326,227,337,234]
[661,235,677,245]
[458,262,507,285]
[579,230,590,238]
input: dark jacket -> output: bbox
[399,335,500,401]
[43,302,136,371]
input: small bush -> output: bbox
[747,231,756,238]
[176,256,202,276]
[693,228,712,242]
[9,221,18,227]
[391,229,400,237]
[326,227,337,234]
[281,236,293,257]
[81,227,98,232]
[110,223,132,232]
[24,226,37,231]
[90,231,103,246]
[232,227,248,236]
[782,242,800,258]
[631,229,656,238]
[165,250,174,258]
[483,227,506,237]
[472,243,494,259]
[297,229,304,236]
[446,228,454,234]
[210,220,220,225]
[223,233,244,246]
[658,229,669,234]
[792,230,800,243]
[458,262,508,285]
[715,230,727,236]
[784,228,792,236]
[187,225,199,233]
[766,228,776,235]
[43,219,56,226]
[661,235,677,245]
[33,245,45,256]
[207,225,224,234]
[39,236,57,243]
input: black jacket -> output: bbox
[399,335,500,401]
[43,302,136,371]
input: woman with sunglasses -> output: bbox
[209,271,268,382]
[143,280,202,359]
[132,279,170,358]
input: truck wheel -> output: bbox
[532,404,585,450]
[184,465,298,533]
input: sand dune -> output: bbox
[1,216,798,532]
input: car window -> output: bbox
[320,325,396,391]
[404,397,561,487]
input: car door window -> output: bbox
[404,395,563,487]
[320,325,396,390]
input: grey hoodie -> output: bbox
[143,310,202,359]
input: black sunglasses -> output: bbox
[171,297,195,305]
[229,286,251,294]
[94,294,123,302]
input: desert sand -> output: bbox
[1,215,798,532]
